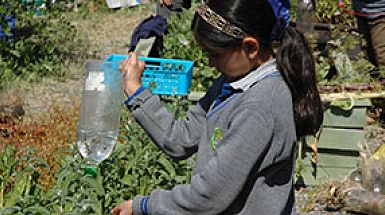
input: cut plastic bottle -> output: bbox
[77,61,124,177]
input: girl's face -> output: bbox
[200,43,252,78]
[194,31,252,78]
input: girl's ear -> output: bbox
[242,37,259,59]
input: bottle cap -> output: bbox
[85,166,98,178]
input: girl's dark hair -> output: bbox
[276,27,323,138]
[192,0,323,138]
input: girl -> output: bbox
[112,0,323,214]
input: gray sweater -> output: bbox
[127,60,297,215]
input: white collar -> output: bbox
[229,59,279,91]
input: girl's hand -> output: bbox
[111,200,133,215]
[118,52,145,97]
[159,0,172,6]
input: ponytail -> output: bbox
[276,27,323,139]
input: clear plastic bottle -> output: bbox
[296,0,316,35]
[77,61,124,177]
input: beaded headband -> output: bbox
[196,4,247,39]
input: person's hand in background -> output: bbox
[159,0,173,6]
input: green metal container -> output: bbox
[296,98,371,187]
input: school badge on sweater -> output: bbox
[211,127,222,150]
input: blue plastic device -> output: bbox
[104,54,194,95]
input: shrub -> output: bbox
[290,0,356,26]
[0,0,82,90]
[1,95,194,214]
[162,7,220,92]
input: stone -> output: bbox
[0,89,25,124]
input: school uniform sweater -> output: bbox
[126,59,297,215]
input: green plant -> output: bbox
[44,110,193,214]
[61,0,111,19]
[315,26,385,92]
[162,7,220,92]
[1,92,194,214]
[160,95,192,119]
[101,97,193,213]
[0,1,16,36]
[1,97,80,191]
[289,0,385,93]
[290,0,356,25]
[40,143,104,214]
[0,145,48,213]
[294,155,306,183]
[0,1,85,90]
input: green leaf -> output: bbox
[5,175,29,207]
[118,134,129,141]
[329,100,353,110]
[24,206,50,214]
[9,50,21,58]
[80,178,105,196]
[135,144,151,160]
[113,143,131,154]
[121,174,136,186]
[158,157,176,177]
[62,172,79,197]
[29,157,49,168]
[55,148,75,155]
[2,206,22,214]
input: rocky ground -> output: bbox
[295,112,385,214]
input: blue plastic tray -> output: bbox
[105,55,194,95]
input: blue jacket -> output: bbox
[129,15,167,52]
